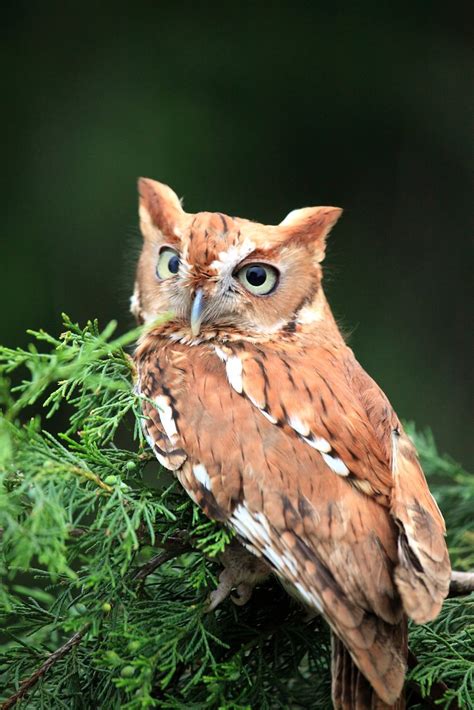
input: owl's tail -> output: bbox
[331,622,408,710]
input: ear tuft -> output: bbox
[138,178,185,241]
[279,205,343,262]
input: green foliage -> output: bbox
[0,317,472,709]
[409,598,474,710]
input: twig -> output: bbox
[1,625,89,710]
[133,549,183,581]
[68,465,113,492]
[448,570,474,597]
[133,536,192,582]
[69,526,88,537]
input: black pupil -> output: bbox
[246,266,267,287]
[168,255,179,274]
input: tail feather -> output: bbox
[331,625,407,710]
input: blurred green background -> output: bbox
[2,2,472,464]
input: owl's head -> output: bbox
[132,178,342,341]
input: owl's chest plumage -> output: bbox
[137,334,401,588]
[137,332,393,506]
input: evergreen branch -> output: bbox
[407,650,461,710]
[1,625,89,710]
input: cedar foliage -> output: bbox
[0,316,472,709]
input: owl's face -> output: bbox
[132,179,342,341]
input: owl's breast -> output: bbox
[137,337,396,538]
[137,337,404,633]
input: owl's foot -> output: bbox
[207,539,271,611]
[230,583,253,606]
[208,568,239,611]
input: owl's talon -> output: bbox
[230,583,253,606]
[207,572,233,611]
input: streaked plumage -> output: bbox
[132,178,451,709]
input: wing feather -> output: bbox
[214,341,393,502]
[352,365,451,622]
[216,339,451,622]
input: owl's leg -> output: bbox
[207,539,270,611]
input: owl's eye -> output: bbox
[236,263,279,295]
[156,247,180,279]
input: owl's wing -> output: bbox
[351,365,451,623]
[136,337,449,704]
[215,338,450,623]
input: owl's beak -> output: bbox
[190,289,205,336]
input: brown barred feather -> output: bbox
[332,628,407,710]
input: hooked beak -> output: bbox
[190,288,205,336]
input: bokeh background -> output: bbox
[2,1,472,464]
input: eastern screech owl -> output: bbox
[132,178,450,709]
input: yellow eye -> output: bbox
[236,263,279,295]
[156,248,180,280]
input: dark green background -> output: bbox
[2,2,472,464]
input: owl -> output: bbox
[132,178,451,709]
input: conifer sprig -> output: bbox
[0,317,472,708]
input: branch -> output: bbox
[133,549,182,581]
[133,535,192,582]
[448,570,474,597]
[1,625,89,710]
